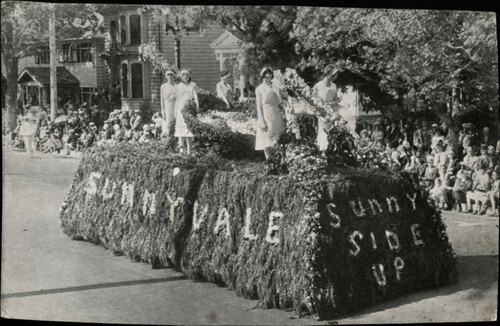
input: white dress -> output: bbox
[19,112,40,137]
[312,80,339,151]
[174,82,197,138]
[255,82,285,150]
[160,82,177,135]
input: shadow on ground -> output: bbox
[327,255,498,321]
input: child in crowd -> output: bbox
[466,165,491,215]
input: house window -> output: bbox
[80,87,96,104]
[120,15,127,46]
[110,20,118,46]
[131,63,143,98]
[129,14,141,45]
[121,63,129,98]
[35,47,50,64]
[60,43,93,63]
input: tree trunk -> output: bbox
[49,4,58,120]
[4,55,20,130]
[435,103,459,153]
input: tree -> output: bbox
[292,8,498,149]
[1,2,101,129]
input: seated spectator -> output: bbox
[138,124,153,144]
[430,124,446,152]
[477,144,492,170]
[430,178,444,208]
[124,124,133,142]
[371,122,385,145]
[461,146,478,171]
[487,145,498,171]
[43,129,64,153]
[445,149,460,178]
[466,165,491,215]
[423,155,439,188]
[441,174,454,210]
[489,170,499,216]
[452,167,473,212]
[433,142,448,180]
[65,129,78,155]
[112,124,124,143]
[404,147,421,173]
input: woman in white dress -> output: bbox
[255,67,286,160]
[19,106,41,158]
[160,68,178,139]
[312,66,340,151]
[174,69,199,155]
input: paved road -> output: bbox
[1,147,498,324]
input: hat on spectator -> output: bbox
[431,123,439,128]
[89,122,95,127]
[260,66,274,78]
[69,129,75,133]
[488,145,495,151]
[165,67,177,76]
[180,69,191,77]
[480,143,487,149]
[414,119,422,125]
[220,70,231,78]
[134,109,141,113]
[324,65,339,78]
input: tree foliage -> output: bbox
[292,8,498,118]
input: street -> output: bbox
[1,146,498,324]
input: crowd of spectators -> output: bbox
[355,118,500,216]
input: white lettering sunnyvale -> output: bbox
[84,172,102,196]
[192,200,208,231]
[214,207,231,238]
[166,194,184,223]
[102,177,117,200]
[142,189,156,216]
[266,212,282,244]
[243,207,258,240]
[121,182,134,207]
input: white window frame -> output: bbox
[120,59,145,99]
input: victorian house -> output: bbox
[17,33,109,109]
[100,6,256,113]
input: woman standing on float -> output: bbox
[255,66,287,160]
[174,69,199,155]
[312,65,341,152]
[160,68,178,140]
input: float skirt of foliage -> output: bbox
[60,143,457,319]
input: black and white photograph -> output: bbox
[1,1,498,324]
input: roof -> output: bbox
[17,67,80,86]
[210,29,245,50]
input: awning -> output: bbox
[17,67,80,86]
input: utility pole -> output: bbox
[49,3,58,120]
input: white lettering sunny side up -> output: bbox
[83,171,424,284]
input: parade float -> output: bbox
[60,69,457,320]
